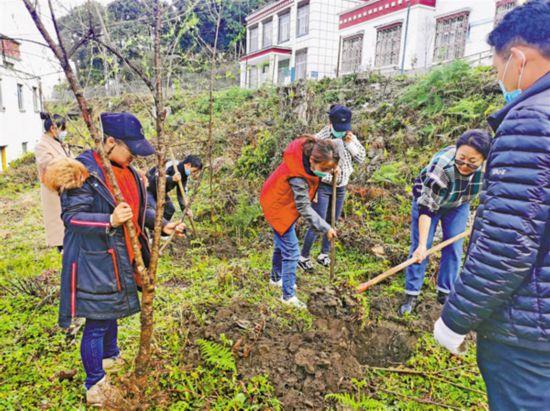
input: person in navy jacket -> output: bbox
[433,2,550,409]
[44,112,185,406]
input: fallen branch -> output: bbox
[365,365,486,396]
[368,383,463,410]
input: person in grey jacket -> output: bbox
[298,105,366,271]
[433,2,550,409]
[260,136,339,308]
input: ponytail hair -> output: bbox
[40,112,66,133]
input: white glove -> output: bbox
[433,317,466,355]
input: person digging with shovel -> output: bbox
[146,154,203,222]
[260,136,339,309]
[298,105,366,272]
[43,112,186,407]
[398,129,491,316]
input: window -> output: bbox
[433,13,469,63]
[375,24,402,67]
[277,59,290,85]
[295,49,308,81]
[22,142,28,154]
[495,1,516,25]
[17,83,24,111]
[341,34,363,74]
[297,2,310,37]
[263,19,273,48]
[32,86,39,112]
[249,26,259,52]
[248,66,259,88]
[278,11,290,43]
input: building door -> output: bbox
[1,146,7,172]
[277,59,290,85]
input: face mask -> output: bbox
[331,127,346,139]
[498,52,526,104]
[313,170,328,178]
[184,168,191,177]
[58,130,67,141]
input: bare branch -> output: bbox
[90,34,155,92]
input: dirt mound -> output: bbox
[184,286,440,410]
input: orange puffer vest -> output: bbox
[260,138,320,235]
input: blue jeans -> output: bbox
[405,200,469,295]
[271,224,300,300]
[81,319,120,390]
[477,336,550,410]
[301,183,346,257]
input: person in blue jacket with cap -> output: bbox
[433,2,550,409]
[44,112,186,407]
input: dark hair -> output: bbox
[183,155,203,170]
[456,129,492,159]
[40,112,66,132]
[302,135,340,170]
[488,0,550,57]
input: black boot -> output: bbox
[437,291,449,305]
[398,294,418,316]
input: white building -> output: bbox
[337,0,519,75]
[240,0,520,87]
[240,0,361,88]
[0,35,43,171]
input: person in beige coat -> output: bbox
[35,113,71,251]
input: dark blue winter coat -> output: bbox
[57,150,157,328]
[441,72,550,351]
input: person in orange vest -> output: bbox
[260,136,340,308]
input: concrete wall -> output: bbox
[0,64,43,170]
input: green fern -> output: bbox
[325,392,384,410]
[196,339,237,373]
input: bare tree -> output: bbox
[21,0,173,378]
[193,0,224,220]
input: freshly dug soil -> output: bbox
[183,286,440,410]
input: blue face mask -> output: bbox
[313,170,328,178]
[184,168,191,177]
[331,127,346,139]
[498,53,525,104]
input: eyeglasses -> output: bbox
[455,158,480,171]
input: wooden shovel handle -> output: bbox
[169,148,197,236]
[329,169,338,281]
[356,230,470,293]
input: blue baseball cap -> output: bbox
[328,105,352,132]
[100,112,155,157]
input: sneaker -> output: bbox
[317,254,331,267]
[398,294,418,317]
[102,356,125,372]
[281,296,307,309]
[86,376,121,407]
[270,279,297,290]
[298,257,314,272]
[269,278,282,287]
[437,291,449,305]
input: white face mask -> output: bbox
[58,130,68,141]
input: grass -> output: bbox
[0,183,487,409]
[1,63,498,408]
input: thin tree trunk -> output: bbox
[134,0,166,376]
[207,1,223,221]
[21,0,148,285]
